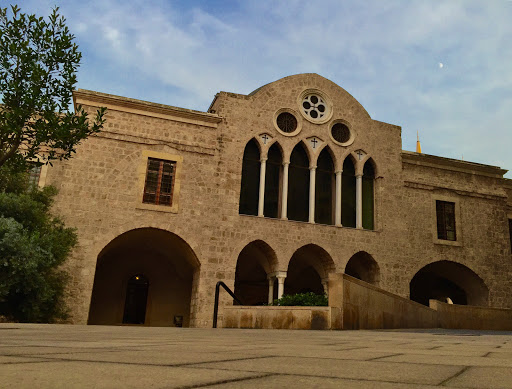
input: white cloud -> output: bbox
[18,0,512,176]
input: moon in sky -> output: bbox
[439,62,444,68]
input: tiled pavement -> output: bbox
[0,324,511,388]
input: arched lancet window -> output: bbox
[362,160,375,230]
[239,139,260,216]
[288,143,310,222]
[264,143,282,218]
[123,274,149,324]
[342,157,356,227]
[315,148,334,225]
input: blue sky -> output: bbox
[14,0,512,177]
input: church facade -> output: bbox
[41,74,512,327]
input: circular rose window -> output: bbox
[329,120,354,146]
[302,94,327,120]
[276,112,298,133]
[331,123,350,143]
[298,89,332,124]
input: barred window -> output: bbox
[28,165,42,187]
[436,201,456,241]
[143,158,176,206]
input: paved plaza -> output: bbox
[0,324,511,388]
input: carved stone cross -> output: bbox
[311,137,318,149]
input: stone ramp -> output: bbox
[222,273,512,331]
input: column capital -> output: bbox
[283,161,290,166]
[355,173,363,178]
[309,165,317,171]
[260,157,268,163]
[268,271,287,279]
[335,170,343,175]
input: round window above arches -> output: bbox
[298,89,333,124]
[329,120,355,146]
[273,109,302,136]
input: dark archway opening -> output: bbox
[315,148,334,225]
[342,157,356,227]
[234,241,277,306]
[285,244,335,296]
[410,261,489,307]
[88,228,199,327]
[122,274,149,324]
[345,251,380,285]
[239,139,260,216]
[264,143,282,218]
[288,143,310,222]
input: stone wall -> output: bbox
[222,306,330,330]
[431,300,512,331]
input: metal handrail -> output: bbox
[212,281,244,328]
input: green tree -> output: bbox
[0,178,77,322]
[0,5,105,172]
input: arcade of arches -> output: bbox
[86,232,491,326]
[239,139,375,229]
[88,228,199,327]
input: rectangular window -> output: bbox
[143,158,176,206]
[28,165,42,187]
[436,200,456,241]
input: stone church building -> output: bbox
[37,73,512,327]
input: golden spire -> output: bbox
[416,131,422,154]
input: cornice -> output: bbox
[402,150,507,179]
[73,89,222,128]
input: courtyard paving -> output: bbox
[0,324,511,388]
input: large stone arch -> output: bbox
[234,240,278,305]
[88,228,200,327]
[410,260,489,307]
[345,251,380,286]
[285,244,336,296]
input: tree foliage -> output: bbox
[0,5,106,171]
[0,175,76,322]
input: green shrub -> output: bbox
[0,180,76,323]
[272,292,328,306]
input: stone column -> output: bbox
[281,162,289,220]
[309,166,316,223]
[258,157,267,217]
[277,276,286,299]
[267,276,274,305]
[335,170,342,227]
[321,278,329,297]
[356,173,363,229]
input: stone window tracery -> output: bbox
[298,89,332,124]
[302,94,327,120]
[276,112,298,133]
